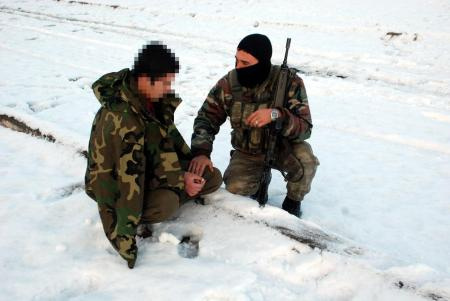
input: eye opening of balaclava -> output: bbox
[236,33,272,88]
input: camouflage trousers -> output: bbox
[98,167,222,237]
[96,167,221,267]
[223,141,319,202]
[140,167,223,223]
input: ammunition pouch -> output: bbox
[228,67,275,154]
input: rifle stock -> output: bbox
[256,165,271,205]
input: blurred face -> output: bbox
[137,73,175,101]
[235,50,258,69]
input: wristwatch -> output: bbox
[270,109,280,121]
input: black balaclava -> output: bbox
[236,34,272,88]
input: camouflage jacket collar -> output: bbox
[118,69,149,118]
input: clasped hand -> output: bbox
[184,171,205,197]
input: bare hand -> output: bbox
[188,155,214,176]
[184,172,206,197]
[245,108,273,128]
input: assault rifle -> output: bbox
[256,38,291,207]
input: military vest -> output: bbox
[225,66,281,154]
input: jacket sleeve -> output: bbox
[158,96,192,175]
[191,78,229,157]
[169,124,193,171]
[277,73,313,140]
[85,109,145,266]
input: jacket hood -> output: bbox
[91,69,181,121]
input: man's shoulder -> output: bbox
[92,68,134,111]
[275,65,304,86]
[219,72,233,88]
[207,72,232,95]
[289,69,305,87]
[94,105,144,137]
[93,68,130,90]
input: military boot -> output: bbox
[282,197,302,218]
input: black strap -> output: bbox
[228,69,243,103]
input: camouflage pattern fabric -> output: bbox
[191,65,313,157]
[85,69,192,267]
[223,142,319,202]
[141,167,222,223]
[192,65,319,202]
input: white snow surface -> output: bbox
[1,0,449,300]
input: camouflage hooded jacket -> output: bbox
[85,68,192,265]
[191,65,313,157]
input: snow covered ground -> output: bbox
[0,0,449,300]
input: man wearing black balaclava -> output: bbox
[235,33,272,88]
[190,34,319,218]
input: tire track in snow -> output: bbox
[1,5,449,156]
[2,9,449,154]
[1,22,133,51]
[0,113,88,158]
[1,114,448,301]
[50,0,450,41]
[0,111,361,257]
[0,44,101,74]
[0,6,231,55]
[2,4,448,102]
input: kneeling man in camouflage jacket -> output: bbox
[85,43,222,268]
[190,34,319,218]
